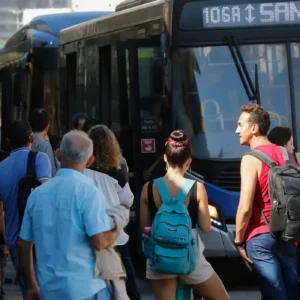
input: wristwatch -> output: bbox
[234,240,245,247]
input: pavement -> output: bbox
[0,285,22,300]
[0,281,261,300]
[0,257,261,300]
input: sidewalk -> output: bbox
[0,285,22,300]
[0,257,21,300]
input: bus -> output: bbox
[0,11,111,151]
[59,0,300,257]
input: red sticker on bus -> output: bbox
[141,139,156,153]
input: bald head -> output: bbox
[60,131,93,165]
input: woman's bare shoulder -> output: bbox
[196,181,206,191]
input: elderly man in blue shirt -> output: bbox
[18,130,118,300]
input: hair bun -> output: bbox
[170,130,188,142]
[164,130,191,168]
[165,130,190,148]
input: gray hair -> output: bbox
[60,130,93,164]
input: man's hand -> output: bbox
[27,287,40,300]
[237,246,253,271]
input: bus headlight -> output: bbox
[208,205,219,219]
[208,204,222,227]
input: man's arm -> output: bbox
[0,201,8,258]
[0,202,6,245]
[90,229,119,251]
[236,155,259,243]
[83,189,118,251]
[35,152,52,183]
[18,196,39,297]
[18,239,38,290]
[44,144,58,176]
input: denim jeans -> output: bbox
[297,244,300,293]
[246,233,298,300]
[9,246,26,299]
[85,288,111,300]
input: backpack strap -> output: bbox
[247,149,277,168]
[177,179,196,203]
[154,178,172,203]
[154,178,196,204]
[147,181,157,220]
[27,151,38,178]
[189,182,198,228]
[149,180,198,226]
[280,146,294,165]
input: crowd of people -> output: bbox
[0,104,298,300]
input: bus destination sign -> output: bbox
[203,1,300,28]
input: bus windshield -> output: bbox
[173,43,295,159]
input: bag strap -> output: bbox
[189,182,198,228]
[148,180,198,226]
[280,146,294,165]
[246,150,274,230]
[154,178,196,204]
[254,196,270,227]
[247,149,277,168]
[248,148,291,236]
[147,180,156,220]
[176,179,196,203]
[26,151,38,178]
[154,178,172,203]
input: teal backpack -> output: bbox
[143,177,199,275]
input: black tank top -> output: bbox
[147,180,198,228]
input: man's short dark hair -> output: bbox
[72,113,89,129]
[241,104,271,136]
[30,109,50,132]
[7,120,32,150]
[268,126,292,147]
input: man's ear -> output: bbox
[56,149,62,162]
[45,124,50,133]
[86,156,95,168]
[29,134,34,145]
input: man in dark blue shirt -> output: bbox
[0,120,51,298]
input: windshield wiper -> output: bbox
[226,36,261,104]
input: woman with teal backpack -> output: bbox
[140,130,229,300]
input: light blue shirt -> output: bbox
[20,168,111,300]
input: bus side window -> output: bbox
[138,47,163,130]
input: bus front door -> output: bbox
[117,39,167,254]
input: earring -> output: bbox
[165,164,168,171]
